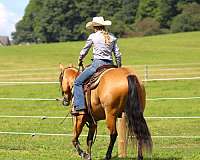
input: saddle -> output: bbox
[83,65,117,92]
[82,65,117,123]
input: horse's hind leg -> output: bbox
[72,115,87,159]
[104,114,118,160]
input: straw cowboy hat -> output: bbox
[86,17,112,29]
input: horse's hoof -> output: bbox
[82,152,91,160]
[104,155,111,160]
[137,155,143,160]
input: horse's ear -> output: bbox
[59,64,64,72]
[68,64,74,68]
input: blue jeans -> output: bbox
[73,59,113,111]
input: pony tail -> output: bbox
[102,30,111,45]
[125,75,153,154]
[94,26,111,45]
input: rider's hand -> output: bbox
[78,59,83,66]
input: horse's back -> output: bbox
[99,67,142,95]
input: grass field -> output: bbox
[0,32,200,160]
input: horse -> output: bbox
[59,64,152,160]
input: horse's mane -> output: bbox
[59,71,64,96]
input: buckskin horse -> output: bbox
[59,64,152,160]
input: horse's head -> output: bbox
[59,64,79,106]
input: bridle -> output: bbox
[59,67,74,106]
[59,65,84,106]
[59,70,65,96]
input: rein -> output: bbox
[78,63,85,72]
[59,111,71,125]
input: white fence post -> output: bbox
[118,112,127,158]
[145,64,149,81]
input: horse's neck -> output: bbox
[67,68,80,80]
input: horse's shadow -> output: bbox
[105,156,182,160]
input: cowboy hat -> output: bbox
[86,17,112,29]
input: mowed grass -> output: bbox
[0,32,200,159]
[0,31,200,69]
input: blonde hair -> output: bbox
[94,26,111,45]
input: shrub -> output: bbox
[171,3,200,33]
[135,17,161,36]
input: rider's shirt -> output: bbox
[79,31,121,66]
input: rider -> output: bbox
[72,16,122,115]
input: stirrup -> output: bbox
[71,109,86,116]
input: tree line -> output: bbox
[12,0,200,44]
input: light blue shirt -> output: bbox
[79,31,121,66]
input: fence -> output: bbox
[0,63,200,83]
[0,63,200,157]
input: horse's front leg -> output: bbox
[86,123,97,160]
[72,115,88,159]
[104,114,118,160]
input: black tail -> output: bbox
[125,75,152,153]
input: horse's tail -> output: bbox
[125,75,153,153]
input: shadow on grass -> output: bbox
[110,156,182,160]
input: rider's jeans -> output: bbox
[73,59,113,111]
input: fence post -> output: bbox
[118,112,127,158]
[145,64,149,81]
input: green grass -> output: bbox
[0,31,200,69]
[0,32,200,159]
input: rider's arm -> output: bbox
[113,40,122,67]
[79,34,93,61]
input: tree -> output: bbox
[156,0,180,28]
[12,0,43,43]
[12,0,200,43]
[98,0,139,37]
[171,3,200,32]
[136,0,159,20]
[74,0,101,39]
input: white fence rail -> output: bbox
[0,115,199,119]
[0,96,200,101]
[0,63,200,84]
[0,131,199,139]
[0,76,200,85]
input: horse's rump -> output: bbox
[90,67,144,119]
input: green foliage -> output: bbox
[97,0,139,37]
[156,0,179,28]
[12,0,200,43]
[12,0,140,43]
[12,0,43,44]
[171,3,200,32]
[135,0,200,30]
[136,0,159,20]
